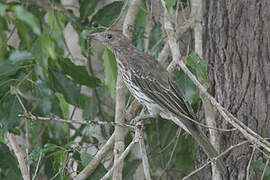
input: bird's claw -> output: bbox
[130,114,153,125]
[130,116,143,125]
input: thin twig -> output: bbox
[182,140,249,180]
[13,88,27,113]
[74,133,115,180]
[158,128,182,180]
[25,115,30,174]
[155,118,166,169]
[101,127,141,180]
[180,109,237,132]
[108,0,130,30]
[260,158,270,180]
[32,151,43,180]
[138,122,152,180]
[49,168,62,180]
[19,113,135,129]
[144,0,153,53]
[7,26,16,42]
[246,145,256,180]
[150,128,183,159]
[86,42,105,119]
[150,35,167,54]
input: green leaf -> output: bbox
[123,159,141,179]
[12,5,41,35]
[251,160,270,176]
[58,58,101,88]
[174,70,198,107]
[42,144,61,154]
[32,37,49,79]
[150,22,162,57]
[165,0,177,10]
[0,77,12,99]
[14,20,33,49]
[41,35,57,60]
[9,50,33,63]
[79,93,93,119]
[0,3,8,16]
[86,124,95,137]
[92,1,123,27]
[79,0,99,20]
[101,48,117,99]
[0,95,23,132]
[49,70,81,107]
[134,2,147,28]
[0,142,22,179]
[33,37,48,68]
[0,18,8,60]
[32,80,60,115]
[173,134,195,176]
[44,150,67,179]
[79,28,97,56]
[47,10,67,48]
[186,52,209,86]
[29,147,42,163]
[80,152,92,167]
[0,63,20,77]
[55,92,69,119]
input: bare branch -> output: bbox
[260,158,270,180]
[101,126,141,180]
[246,145,256,180]
[182,140,249,180]
[19,113,135,129]
[8,133,30,180]
[32,151,42,180]
[157,128,181,179]
[74,133,115,180]
[144,0,153,53]
[138,122,152,180]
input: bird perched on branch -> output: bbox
[88,31,226,172]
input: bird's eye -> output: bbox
[106,34,113,40]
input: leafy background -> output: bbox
[1,0,267,179]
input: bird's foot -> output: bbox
[130,114,154,125]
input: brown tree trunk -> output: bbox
[198,0,270,179]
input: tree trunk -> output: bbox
[198,0,270,179]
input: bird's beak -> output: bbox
[87,33,99,40]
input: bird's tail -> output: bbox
[188,125,227,173]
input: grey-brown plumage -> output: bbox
[89,31,226,172]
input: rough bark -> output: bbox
[200,0,270,179]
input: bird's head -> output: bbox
[88,31,130,52]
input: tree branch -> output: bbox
[74,133,115,180]
[101,124,142,180]
[138,123,152,180]
[8,133,30,180]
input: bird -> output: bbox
[88,30,226,172]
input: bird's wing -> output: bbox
[130,69,196,122]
